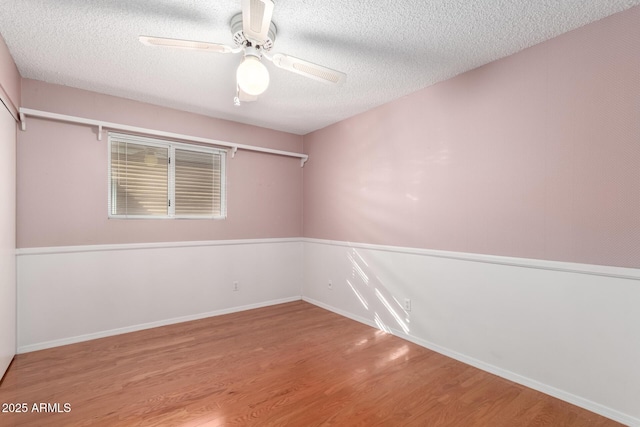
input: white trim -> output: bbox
[15,237,303,256]
[303,238,640,281]
[17,237,640,280]
[18,296,302,354]
[109,132,226,155]
[107,132,227,219]
[302,297,379,330]
[168,144,176,216]
[19,107,309,166]
[302,297,639,427]
[16,237,640,280]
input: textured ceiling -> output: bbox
[0,0,638,135]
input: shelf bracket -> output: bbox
[97,124,102,141]
[301,156,309,167]
[19,111,26,131]
[231,146,238,158]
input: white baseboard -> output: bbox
[18,296,301,354]
[302,296,378,329]
[302,296,639,427]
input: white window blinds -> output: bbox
[110,141,169,216]
[174,148,223,216]
[108,133,226,219]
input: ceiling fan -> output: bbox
[139,0,346,105]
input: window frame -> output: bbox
[107,132,227,220]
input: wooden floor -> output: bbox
[0,301,620,427]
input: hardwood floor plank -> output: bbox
[0,301,622,426]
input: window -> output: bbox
[108,133,226,219]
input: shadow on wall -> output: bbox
[345,248,410,335]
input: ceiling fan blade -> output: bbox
[241,0,274,44]
[139,36,238,53]
[267,53,346,85]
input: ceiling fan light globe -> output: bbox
[236,56,270,96]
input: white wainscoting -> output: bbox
[302,238,640,426]
[16,237,640,424]
[16,238,302,353]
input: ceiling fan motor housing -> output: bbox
[230,12,276,50]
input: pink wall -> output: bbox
[17,80,303,248]
[0,34,20,118]
[303,7,640,268]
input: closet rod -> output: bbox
[19,108,309,167]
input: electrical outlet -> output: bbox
[328,280,333,290]
[404,298,411,312]
[233,281,239,292]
